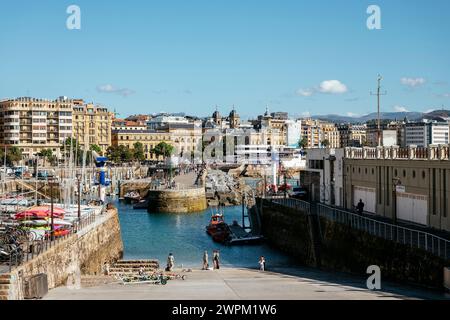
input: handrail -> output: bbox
[317,203,449,260]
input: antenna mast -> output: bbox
[371,75,387,147]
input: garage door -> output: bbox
[396,193,428,225]
[353,186,376,213]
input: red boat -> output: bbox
[206,210,231,243]
[206,212,226,235]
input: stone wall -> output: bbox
[7,208,123,300]
[259,200,315,265]
[147,188,207,213]
[259,199,448,289]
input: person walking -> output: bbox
[259,256,266,271]
[166,253,175,272]
[202,251,209,270]
[356,199,365,215]
[213,250,220,269]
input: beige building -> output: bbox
[0,97,73,158]
[72,101,114,153]
[343,145,450,232]
[338,124,367,147]
[111,129,172,161]
[301,119,340,148]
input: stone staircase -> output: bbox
[0,273,11,300]
[109,260,160,276]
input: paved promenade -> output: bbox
[43,267,449,300]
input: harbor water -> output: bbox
[116,199,298,269]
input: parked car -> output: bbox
[290,186,308,200]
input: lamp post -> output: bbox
[392,177,401,225]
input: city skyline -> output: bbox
[1,0,450,119]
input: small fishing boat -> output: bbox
[124,191,141,204]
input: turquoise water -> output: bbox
[116,200,297,269]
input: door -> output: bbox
[396,193,428,225]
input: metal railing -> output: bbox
[317,204,450,260]
[267,197,311,215]
[1,207,105,271]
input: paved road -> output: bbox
[43,267,450,300]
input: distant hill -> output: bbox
[311,110,450,124]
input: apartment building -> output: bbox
[300,119,340,148]
[72,101,114,153]
[404,121,449,147]
[0,97,73,158]
[338,124,367,147]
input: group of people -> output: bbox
[166,251,267,272]
[202,250,220,270]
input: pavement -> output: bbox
[43,267,450,300]
[174,172,198,187]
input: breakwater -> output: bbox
[147,188,207,213]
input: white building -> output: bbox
[285,120,302,148]
[404,121,449,147]
[301,148,344,207]
[147,115,190,130]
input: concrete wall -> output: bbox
[7,208,123,300]
[344,159,450,231]
[259,199,448,289]
[147,188,207,213]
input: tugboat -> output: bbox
[206,208,231,243]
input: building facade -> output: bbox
[0,97,73,158]
[72,101,114,153]
[404,121,449,147]
[343,145,450,232]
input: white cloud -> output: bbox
[425,108,436,113]
[400,77,426,88]
[297,79,348,97]
[318,80,348,94]
[393,105,409,112]
[346,112,359,118]
[296,89,314,97]
[97,84,135,97]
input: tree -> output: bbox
[152,142,175,160]
[133,142,145,162]
[106,146,121,163]
[120,145,133,162]
[298,137,308,149]
[90,144,102,155]
[37,149,53,167]
[0,146,23,166]
[321,139,330,148]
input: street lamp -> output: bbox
[392,177,401,225]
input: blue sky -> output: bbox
[0,0,449,119]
